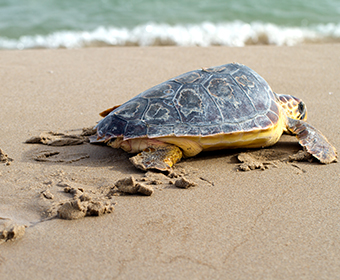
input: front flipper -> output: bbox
[129,144,183,171]
[287,118,337,164]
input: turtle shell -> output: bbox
[96,63,280,140]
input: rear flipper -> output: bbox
[99,105,121,117]
[287,118,337,164]
[130,144,183,171]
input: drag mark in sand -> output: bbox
[198,176,215,186]
[237,148,314,172]
[25,130,92,146]
[25,128,96,163]
[33,150,90,163]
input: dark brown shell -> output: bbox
[96,63,280,140]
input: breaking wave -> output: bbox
[1,21,340,49]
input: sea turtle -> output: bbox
[94,63,337,171]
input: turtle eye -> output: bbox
[298,101,307,120]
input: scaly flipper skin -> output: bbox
[129,144,183,171]
[287,118,337,164]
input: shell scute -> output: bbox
[141,81,181,99]
[174,71,204,84]
[269,100,281,118]
[174,124,200,136]
[266,111,280,125]
[205,73,257,123]
[203,63,241,75]
[144,101,180,125]
[148,125,174,138]
[239,118,261,132]
[173,83,223,125]
[231,67,272,113]
[110,98,148,121]
[200,125,222,136]
[255,115,273,129]
[97,114,127,138]
[221,123,242,134]
[176,86,204,118]
[124,121,147,139]
[235,75,255,88]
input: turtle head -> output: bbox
[277,94,307,121]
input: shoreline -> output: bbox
[1,20,340,49]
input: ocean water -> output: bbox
[1,0,340,49]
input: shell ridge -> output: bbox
[172,84,184,123]
[171,79,184,86]
[229,67,242,76]
[265,114,275,126]
[201,83,225,124]
[249,72,272,114]
[200,71,214,85]
[140,98,150,122]
[199,70,226,122]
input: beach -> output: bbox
[1,45,340,279]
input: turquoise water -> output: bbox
[1,0,340,49]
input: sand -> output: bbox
[0,45,340,279]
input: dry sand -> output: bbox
[0,45,340,279]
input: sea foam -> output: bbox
[1,21,340,49]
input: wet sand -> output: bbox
[0,45,340,279]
